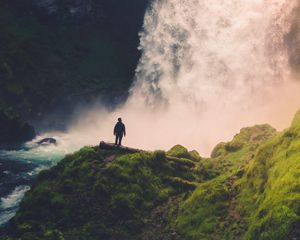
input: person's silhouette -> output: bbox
[114,118,126,145]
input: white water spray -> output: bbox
[65,0,300,156]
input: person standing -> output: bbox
[114,118,126,145]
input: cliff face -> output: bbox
[2,110,300,240]
[0,108,35,147]
[32,0,93,18]
[0,0,149,135]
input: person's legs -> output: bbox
[118,135,123,145]
[115,135,119,145]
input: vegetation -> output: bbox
[173,115,300,240]
[238,111,300,239]
[174,124,277,240]
[1,146,201,239]
[2,1,300,238]
[0,111,300,240]
[2,113,300,239]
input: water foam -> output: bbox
[0,185,30,226]
[0,134,71,226]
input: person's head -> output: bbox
[118,117,122,122]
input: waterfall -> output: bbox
[66,0,300,156]
[118,0,300,154]
[133,0,295,104]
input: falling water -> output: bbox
[64,0,300,156]
[113,0,300,154]
[134,0,293,102]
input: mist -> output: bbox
[60,0,300,156]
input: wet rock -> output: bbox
[0,109,36,147]
[37,138,57,145]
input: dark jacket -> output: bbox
[114,122,126,136]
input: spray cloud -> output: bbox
[65,0,300,156]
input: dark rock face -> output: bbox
[32,0,149,18]
[33,0,57,13]
[33,0,93,19]
[0,0,150,131]
[0,109,36,147]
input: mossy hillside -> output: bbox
[175,175,231,240]
[210,124,277,174]
[174,124,277,240]
[4,147,201,239]
[3,115,300,240]
[167,145,201,162]
[291,109,300,128]
[238,115,300,239]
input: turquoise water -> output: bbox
[0,134,75,226]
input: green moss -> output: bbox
[211,142,227,158]
[210,125,277,175]
[153,150,166,163]
[6,146,198,239]
[164,177,197,192]
[167,145,201,161]
[167,156,196,168]
[189,150,202,161]
[167,145,189,158]
[175,175,231,239]
[172,125,279,240]
[238,122,300,239]
[291,109,300,128]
